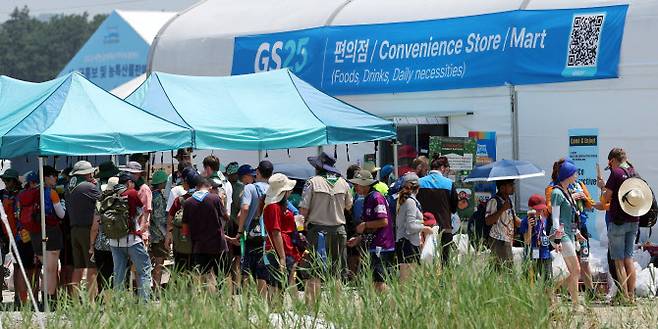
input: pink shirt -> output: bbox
[138,184,152,212]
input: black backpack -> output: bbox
[468,195,508,249]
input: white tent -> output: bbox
[148,0,658,229]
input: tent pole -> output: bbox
[38,157,49,312]
[392,139,399,180]
[0,214,44,329]
[258,150,263,162]
[510,85,521,210]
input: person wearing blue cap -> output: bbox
[545,157,604,300]
[165,166,200,273]
[550,160,582,309]
[235,161,273,289]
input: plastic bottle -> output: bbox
[317,231,327,266]
[580,240,589,261]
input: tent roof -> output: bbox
[125,69,395,151]
[0,72,192,157]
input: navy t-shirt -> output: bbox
[519,216,551,260]
[606,166,640,223]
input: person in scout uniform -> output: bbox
[149,170,169,294]
[165,167,199,273]
[223,162,243,286]
[299,152,353,305]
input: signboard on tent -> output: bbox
[568,128,600,240]
[429,136,476,221]
[469,131,497,206]
[233,5,628,95]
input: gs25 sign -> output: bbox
[253,37,310,73]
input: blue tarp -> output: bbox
[0,72,192,158]
[125,69,396,151]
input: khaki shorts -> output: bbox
[71,226,95,269]
[490,238,513,269]
[298,223,347,280]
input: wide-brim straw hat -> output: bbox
[619,177,654,217]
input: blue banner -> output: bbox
[568,128,600,240]
[232,5,628,95]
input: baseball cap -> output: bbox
[528,194,547,211]
[118,172,133,184]
[237,164,256,177]
[0,169,19,180]
[24,171,38,183]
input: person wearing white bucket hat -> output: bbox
[259,173,301,297]
[66,160,101,299]
[601,147,644,302]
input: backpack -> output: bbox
[620,168,658,229]
[467,195,510,248]
[172,195,192,254]
[245,183,267,242]
[98,189,131,240]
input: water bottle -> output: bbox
[580,240,589,261]
[317,232,327,266]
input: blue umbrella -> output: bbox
[464,159,545,182]
[273,163,316,180]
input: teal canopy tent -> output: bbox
[0,72,192,158]
[0,72,192,314]
[125,69,396,150]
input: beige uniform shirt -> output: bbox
[300,175,353,226]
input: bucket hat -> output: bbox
[265,173,296,205]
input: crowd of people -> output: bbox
[0,146,648,310]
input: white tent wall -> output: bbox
[147,0,658,211]
[513,0,658,242]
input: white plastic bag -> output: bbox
[635,264,658,297]
[420,233,436,264]
[552,251,570,282]
[633,249,651,270]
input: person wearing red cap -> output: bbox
[519,194,552,284]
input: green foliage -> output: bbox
[0,6,106,82]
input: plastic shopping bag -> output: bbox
[420,233,436,264]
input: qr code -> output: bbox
[566,14,606,67]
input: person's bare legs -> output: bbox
[564,255,581,306]
[580,259,594,290]
[230,256,241,294]
[399,263,415,284]
[151,256,164,295]
[36,250,60,296]
[305,278,321,306]
[623,258,636,302]
[374,282,388,293]
[59,265,74,295]
[85,268,98,301]
[614,259,629,300]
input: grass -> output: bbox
[3,252,655,328]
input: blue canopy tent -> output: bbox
[125,68,396,151]
[0,72,192,157]
[0,72,192,314]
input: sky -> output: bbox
[0,0,200,21]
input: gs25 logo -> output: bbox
[254,37,310,73]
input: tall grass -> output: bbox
[5,253,574,329]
